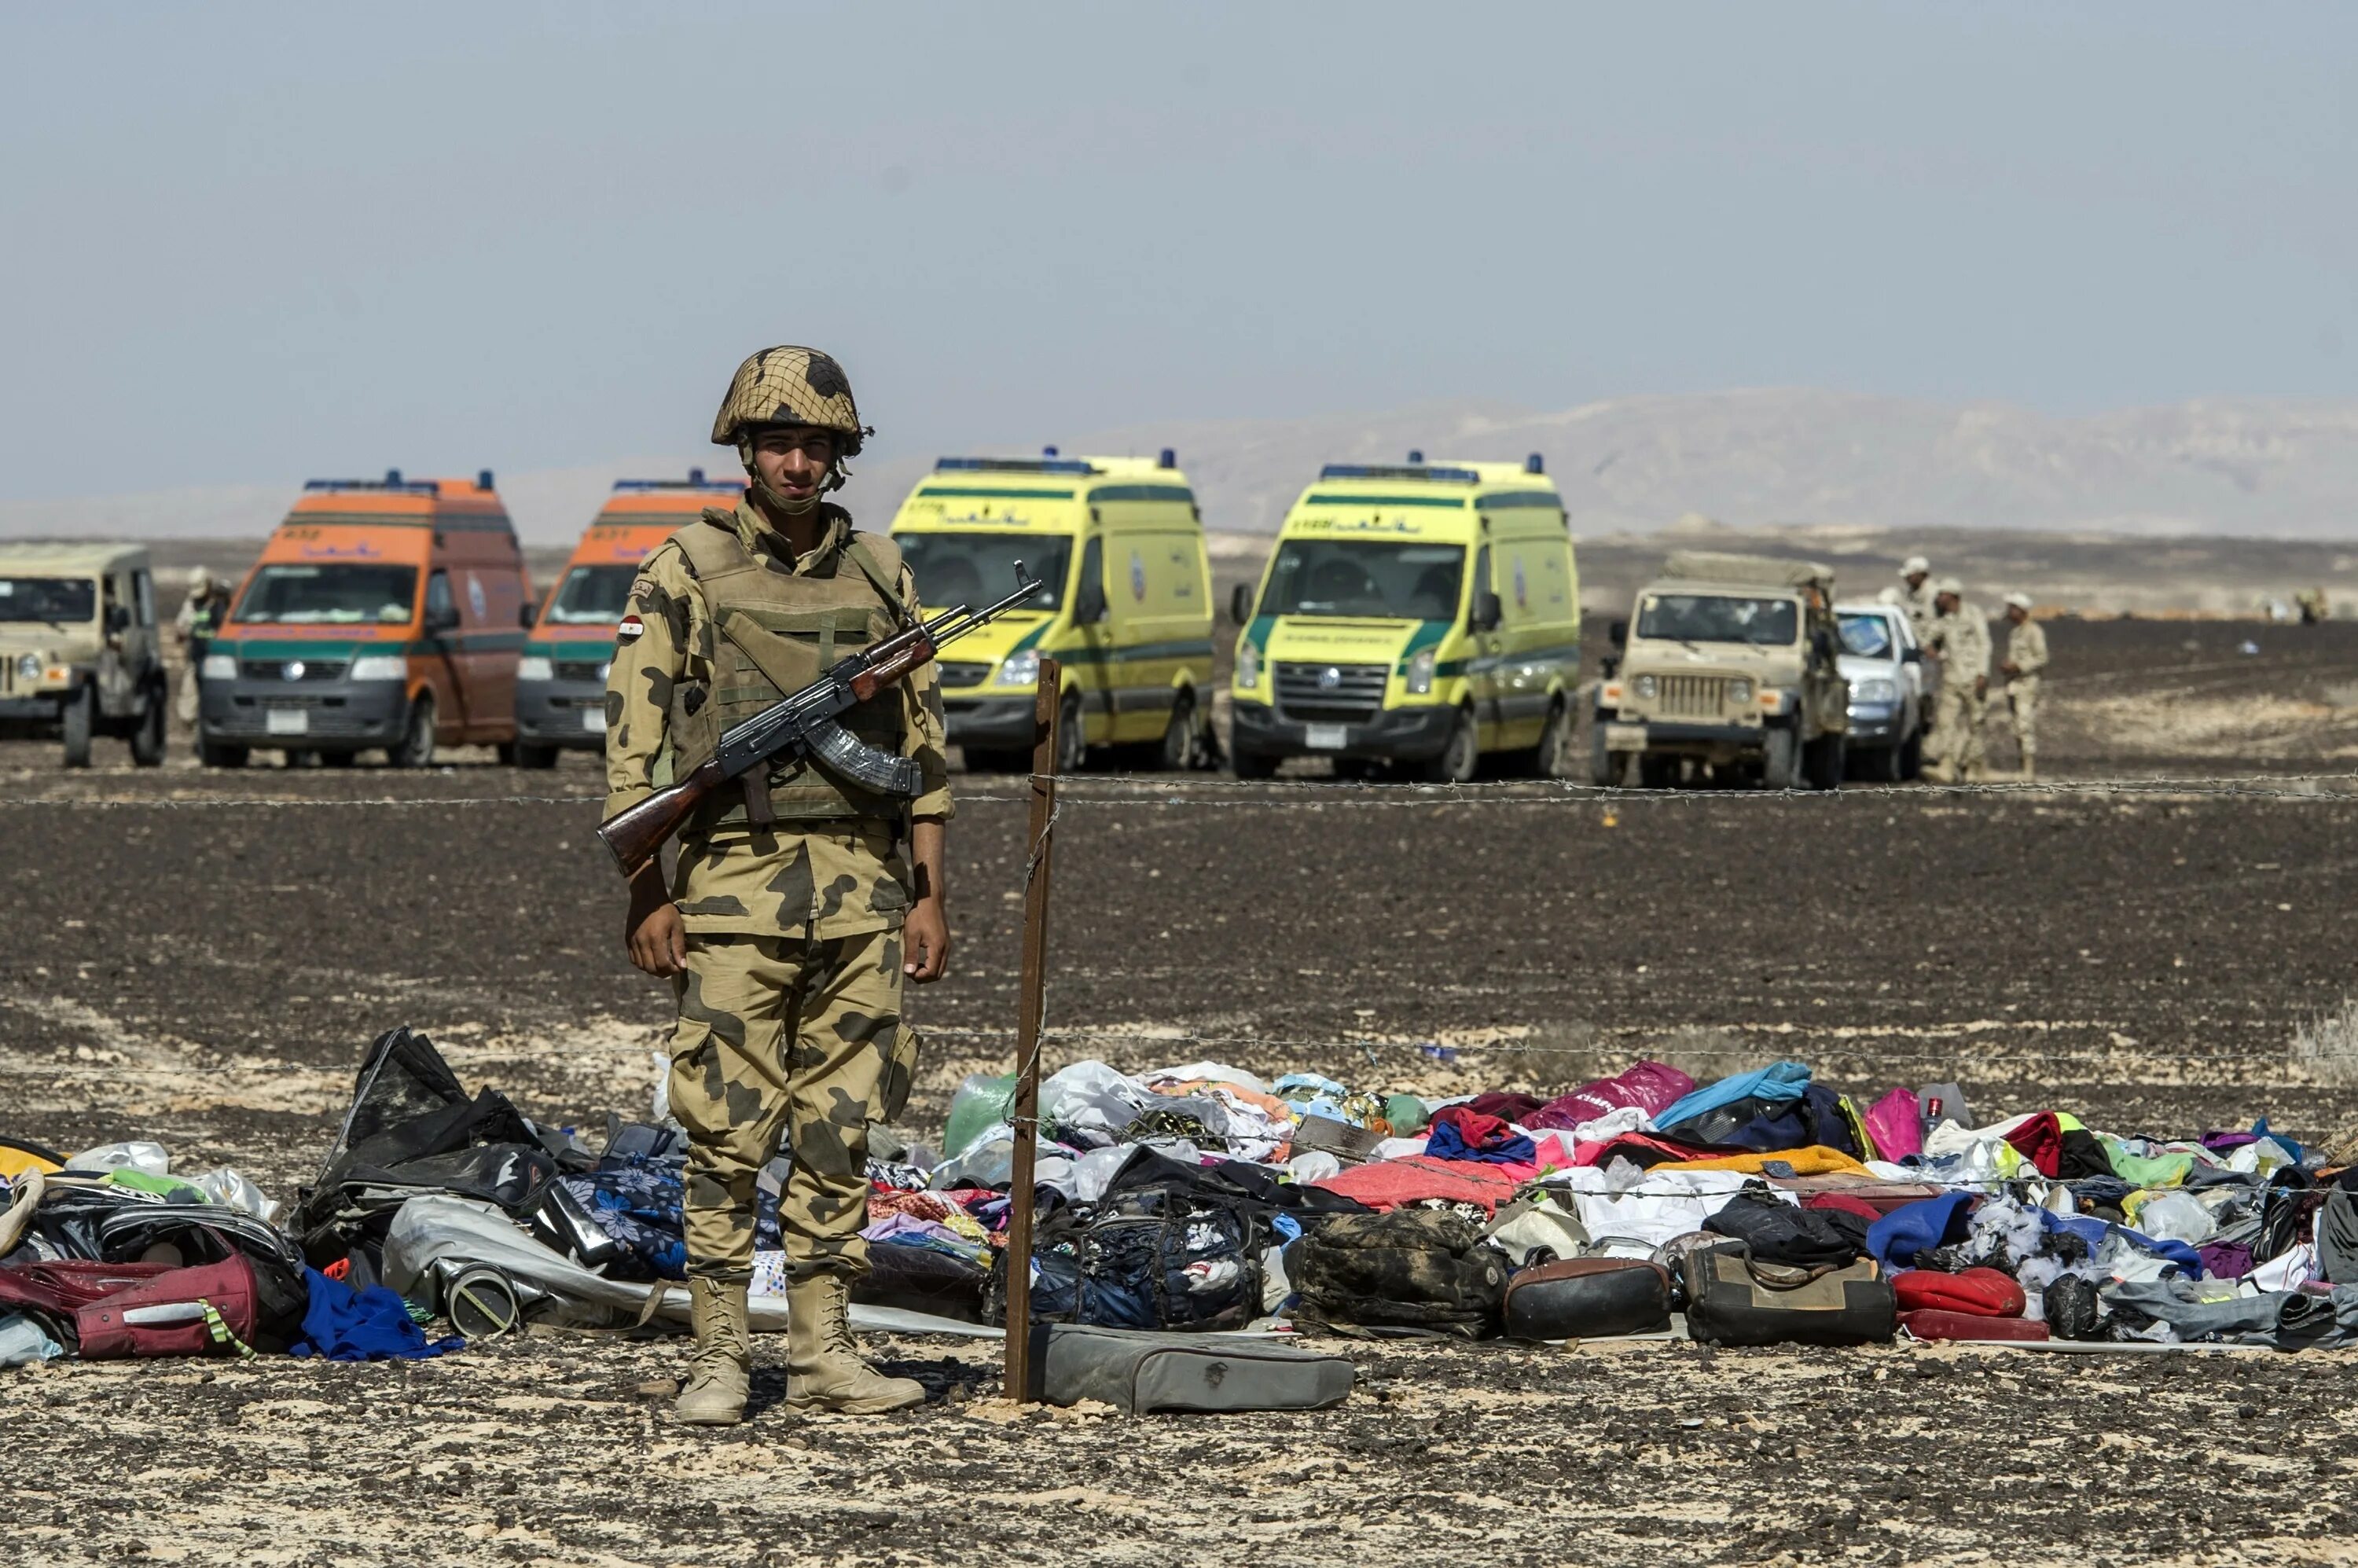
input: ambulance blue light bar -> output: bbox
[935,457,1096,476]
[1317,463,1481,484]
[303,469,438,494]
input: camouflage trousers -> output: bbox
[2007,677,2040,769]
[1930,682,1987,780]
[667,927,902,1284]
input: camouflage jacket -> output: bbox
[1928,604,1992,681]
[604,496,953,938]
[2006,619,2048,681]
[1900,582,1938,645]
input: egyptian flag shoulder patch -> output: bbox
[615,613,646,644]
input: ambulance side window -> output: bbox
[133,570,156,626]
[425,570,457,631]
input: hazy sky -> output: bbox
[4,2,2352,501]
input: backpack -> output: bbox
[1289,1208,1508,1340]
[988,1190,1259,1333]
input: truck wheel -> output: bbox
[197,736,248,769]
[1055,690,1085,775]
[513,742,560,770]
[1761,725,1799,790]
[1805,732,1846,791]
[129,687,166,767]
[1419,708,1478,784]
[61,685,94,769]
[392,694,437,769]
[1151,693,1198,773]
[1232,747,1278,780]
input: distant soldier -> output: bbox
[174,570,228,726]
[1923,577,1990,782]
[2297,586,2330,625]
[1999,591,2048,779]
[1897,556,1937,645]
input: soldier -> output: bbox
[1923,576,1990,782]
[604,347,953,1426]
[1897,555,1937,646]
[1999,590,2048,778]
[174,570,228,727]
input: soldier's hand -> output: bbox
[903,899,951,984]
[625,865,689,978]
[1974,675,1989,698]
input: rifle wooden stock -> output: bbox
[597,757,727,878]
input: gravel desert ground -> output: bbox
[7,619,2358,1566]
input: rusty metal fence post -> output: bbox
[1001,659,1060,1404]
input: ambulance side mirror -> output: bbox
[1471,590,1502,633]
[1608,619,1628,650]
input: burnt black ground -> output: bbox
[4,620,2358,1565]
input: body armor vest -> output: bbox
[663,509,912,829]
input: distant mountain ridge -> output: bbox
[6,390,2355,545]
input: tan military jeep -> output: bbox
[1592,550,1849,789]
[0,542,168,768]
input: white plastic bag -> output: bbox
[64,1140,170,1177]
[190,1167,281,1225]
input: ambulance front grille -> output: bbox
[1274,661,1388,725]
[935,662,993,691]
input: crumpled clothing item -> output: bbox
[1660,1147,1868,1177]
[2250,1240,2319,1292]
[1311,1155,1518,1216]
[2100,1139,2196,1190]
[1422,1106,1536,1166]
[0,1311,63,1367]
[1526,1062,1695,1133]
[866,1189,991,1246]
[862,1212,992,1267]
[1462,1092,1544,1123]
[1141,1060,1268,1095]
[865,1159,931,1192]
[292,1268,462,1361]
[1536,1166,1768,1250]
[1893,1267,2025,1317]
[2002,1112,2064,1178]
[1868,1192,1975,1269]
[1651,1061,1810,1136]
[1566,1106,1653,1144]
[1149,1081,1295,1162]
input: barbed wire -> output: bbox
[3,766,2356,810]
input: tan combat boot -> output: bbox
[784,1274,924,1414]
[674,1276,751,1426]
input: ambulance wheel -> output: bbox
[513,742,560,770]
[1418,708,1478,784]
[1528,701,1574,780]
[392,694,437,769]
[61,685,94,769]
[198,736,248,769]
[1151,694,1198,772]
[1055,690,1085,775]
[129,687,166,768]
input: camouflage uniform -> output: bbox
[1926,599,1991,781]
[2004,614,2048,775]
[604,495,951,1287]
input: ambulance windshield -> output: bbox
[1259,541,1464,621]
[545,565,637,626]
[898,533,1070,612]
[233,564,419,625]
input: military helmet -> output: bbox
[1901,555,1930,577]
[2004,591,2033,611]
[1935,575,1965,597]
[711,346,869,455]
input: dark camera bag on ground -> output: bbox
[1028,1323,1354,1414]
[1682,1242,1895,1347]
[1502,1257,1673,1340]
[1290,1208,1507,1340]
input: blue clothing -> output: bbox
[1423,1118,1536,1166]
[291,1268,463,1362]
[2035,1207,2204,1276]
[1866,1191,1974,1269]
[1651,1061,1811,1136]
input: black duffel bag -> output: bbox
[1290,1208,1507,1340]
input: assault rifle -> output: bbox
[597,566,1041,878]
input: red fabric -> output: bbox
[1311,1155,1518,1214]
[1572,1132,1723,1169]
[1805,1193,1886,1224]
[1462,1092,1544,1123]
[2002,1112,2063,1178]
[1429,1105,1515,1147]
[1892,1266,2026,1317]
[1527,1061,1697,1131]
[1901,1309,2048,1342]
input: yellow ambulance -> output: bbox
[887,450,1215,772]
[1229,455,1579,781]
